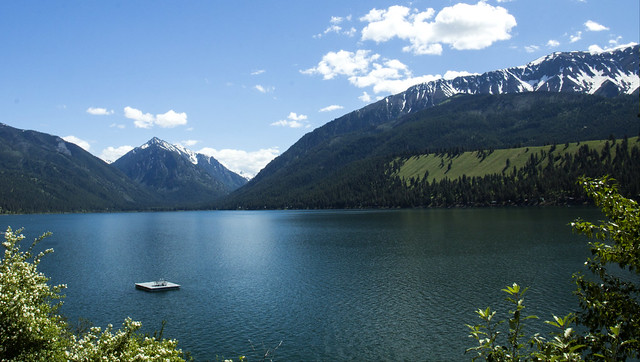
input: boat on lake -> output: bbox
[135,279,180,292]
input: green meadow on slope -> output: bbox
[396,137,639,184]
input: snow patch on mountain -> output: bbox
[376,44,639,121]
[145,137,199,165]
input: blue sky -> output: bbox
[1,0,638,178]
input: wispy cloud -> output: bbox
[251,69,266,75]
[524,45,540,53]
[319,105,344,112]
[570,31,582,43]
[86,107,114,116]
[547,39,560,47]
[255,84,275,93]
[314,15,356,38]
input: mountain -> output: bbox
[355,44,639,126]
[112,137,246,207]
[225,45,639,209]
[0,123,156,213]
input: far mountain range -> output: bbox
[1,44,638,213]
[0,127,247,213]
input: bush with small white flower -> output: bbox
[0,227,187,361]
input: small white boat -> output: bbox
[135,279,180,292]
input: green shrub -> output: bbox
[0,227,187,361]
[466,176,640,361]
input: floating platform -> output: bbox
[135,280,180,292]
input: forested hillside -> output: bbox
[228,136,640,209]
[224,93,639,209]
[0,123,156,213]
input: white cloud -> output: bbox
[287,112,307,121]
[359,91,372,103]
[125,106,188,129]
[110,123,126,129]
[155,110,187,128]
[302,49,375,79]
[547,39,560,47]
[62,135,90,151]
[303,49,442,95]
[271,112,309,128]
[319,105,344,112]
[360,3,516,55]
[251,69,266,75]
[198,147,280,178]
[124,106,155,129]
[585,20,609,32]
[525,45,540,53]
[570,31,582,43]
[99,145,134,164]
[86,107,114,116]
[443,70,477,80]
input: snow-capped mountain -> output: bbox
[369,44,639,119]
[140,137,200,165]
[140,138,249,185]
[113,137,246,205]
[236,45,639,207]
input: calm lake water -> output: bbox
[1,208,599,361]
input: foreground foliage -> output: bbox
[0,227,186,361]
[466,176,640,360]
[571,176,640,360]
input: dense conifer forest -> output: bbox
[228,137,640,209]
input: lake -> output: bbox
[1,207,598,360]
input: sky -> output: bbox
[1,0,638,178]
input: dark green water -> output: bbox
[1,207,598,360]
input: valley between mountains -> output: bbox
[1,45,638,213]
